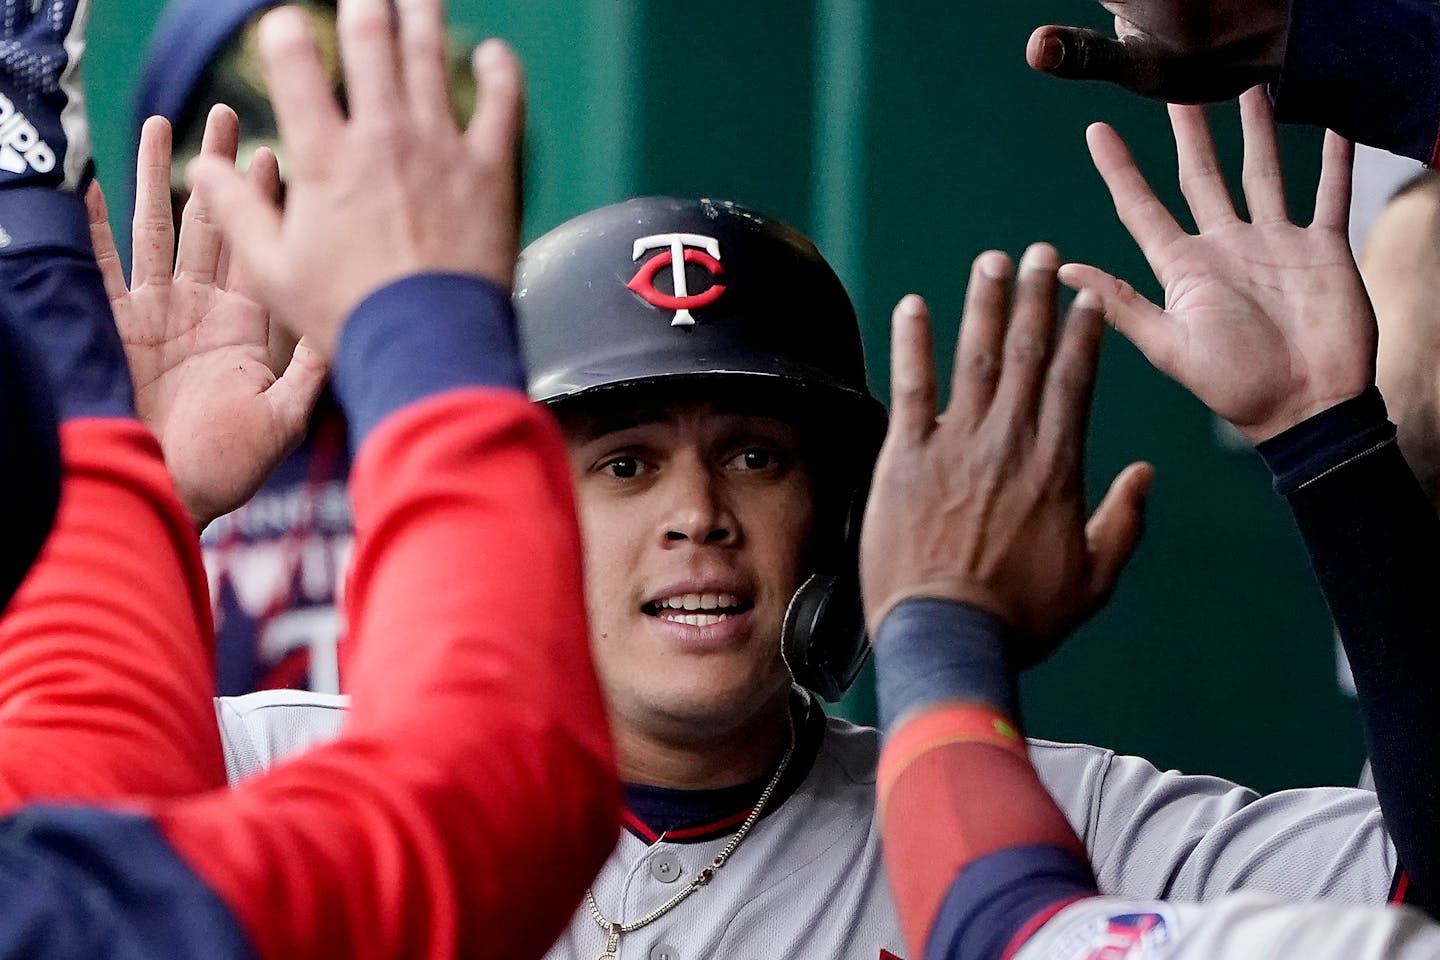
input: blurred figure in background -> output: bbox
[132,0,474,695]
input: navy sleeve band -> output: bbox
[1272,0,1440,164]
[0,304,59,612]
[1256,387,1395,494]
[874,598,1020,735]
[926,845,1096,960]
[331,272,527,449]
[0,807,257,960]
[1261,387,1440,918]
[0,194,134,420]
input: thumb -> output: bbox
[186,155,284,301]
[267,337,329,440]
[1026,25,1161,97]
[1085,461,1154,602]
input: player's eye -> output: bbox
[725,447,781,472]
[599,455,644,479]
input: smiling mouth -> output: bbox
[642,592,755,627]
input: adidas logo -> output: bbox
[0,92,55,175]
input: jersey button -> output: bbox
[650,851,683,883]
[649,944,679,960]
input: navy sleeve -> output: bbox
[0,190,134,420]
[1257,387,1440,917]
[925,847,1095,960]
[0,301,58,612]
[0,806,255,960]
[330,272,527,450]
[1272,0,1440,164]
[874,598,1020,734]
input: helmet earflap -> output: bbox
[780,487,870,702]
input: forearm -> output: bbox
[1272,0,1440,164]
[159,277,620,960]
[875,599,1096,960]
[0,190,225,808]
[1257,387,1440,915]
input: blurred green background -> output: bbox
[90,0,1359,794]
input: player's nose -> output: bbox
[659,455,737,548]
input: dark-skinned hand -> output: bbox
[861,244,1153,668]
[1026,0,1291,104]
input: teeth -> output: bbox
[657,593,739,611]
[662,612,730,626]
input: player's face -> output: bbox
[560,398,814,753]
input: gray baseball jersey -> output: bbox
[216,701,1398,958]
[1011,893,1440,960]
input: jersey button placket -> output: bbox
[649,944,679,960]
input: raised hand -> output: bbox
[185,0,525,356]
[1026,1,1291,104]
[1063,87,1374,443]
[88,106,327,529]
[861,246,1153,666]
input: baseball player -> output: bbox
[213,196,1428,960]
[0,1,619,957]
[1027,0,1440,165]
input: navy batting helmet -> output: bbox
[514,196,885,701]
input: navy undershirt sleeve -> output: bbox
[0,189,134,420]
[1272,0,1440,164]
[1258,387,1440,917]
[926,846,1096,960]
[873,598,1020,735]
[331,272,527,449]
[0,301,59,612]
[0,806,256,960]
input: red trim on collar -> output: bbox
[1394,870,1411,904]
[622,805,757,844]
[1430,125,1440,169]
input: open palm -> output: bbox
[1063,87,1375,443]
[89,107,325,528]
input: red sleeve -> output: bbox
[0,419,225,812]
[158,389,621,960]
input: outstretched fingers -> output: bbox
[186,155,284,309]
[1312,130,1355,234]
[256,8,345,179]
[1168,103,1238,230]
[131,116,176,292]
[85,182,129,306]
[219,147,283,298]
[1036,289,1106,472]
[1085,461,1154,604]
[465,39,525,164]
[396,0,452,127]
[948,250,1011,424]
[887,294,938,447]
[990,243,1060,429]
[1238,86,1287,223]
[1086,122,1186,268]
[1058,263,1174,374]
[175,105,240,286]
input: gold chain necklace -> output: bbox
[586,713,796,960]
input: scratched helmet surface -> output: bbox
[514,196,886,701]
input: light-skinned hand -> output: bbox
[88,106,326,529]
[186,0,525,357]
[1062,87,1375,443]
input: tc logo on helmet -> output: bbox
[626,233,726,327]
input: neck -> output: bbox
[617,694,792,790]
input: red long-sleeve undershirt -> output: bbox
[157,389,621,960]
[0,419,225,811]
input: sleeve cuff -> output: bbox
[0,188,92,257]
[874,597,1020,734]
[332,273,527,449]
[1255,387,1396,494]
[1272,0,1440,164]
